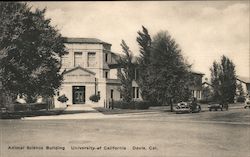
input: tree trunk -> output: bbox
[170,98,173,112]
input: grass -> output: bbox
[0,108,65,119]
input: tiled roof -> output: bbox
[63,37,111,45]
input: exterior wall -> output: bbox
[54,40,115,108]
[106,84,121,103]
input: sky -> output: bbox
[29,1,250,79]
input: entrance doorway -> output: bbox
[72,86,85,104]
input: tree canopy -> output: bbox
[117,40,134,103]
[136,26,152,101]
[147,31,191,108]
[210,55,236,103]
[0,2,66,103]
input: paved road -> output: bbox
[0,109,250,157]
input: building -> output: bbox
[237,76,250,96]
[189,71,204,100]
[54,38,124,108]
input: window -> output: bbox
[105,53,108,62]
[132,87,136,98]
[120,92,122,99]
[111,89,113,99]
[87,52,96,67]
[74,52,83,67]
[136,87,139,98]
[98,91,100,96]
[197,90,201,99]
[105,71,108,78]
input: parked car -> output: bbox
[244,97,250,109]
[175,102,191,114]
[208,102,228,111]
[175,101,201,114]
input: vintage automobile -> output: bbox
[208,102,228,111]
[175,101,201,114]
[244,98,250,109]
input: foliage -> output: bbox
[236,82,244,96]
[136,26,152,101]
[236,96,245,103]
[146,31,191,111]
[89,94,100,102]
[57,95,68,103]
[0,2,66,103]
[210,55,236,103]
[117,40,135,103]
[14,102,47,111]
[201,86,213,102]
[113,101,150,109]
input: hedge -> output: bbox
[14,103,47,111]
[113,101,150,109]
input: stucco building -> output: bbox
[54,38,129,108]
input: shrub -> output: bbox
[236,96,245,103]
[198,98,213,104]
[89,94,100,102]
[14,103,47,111]
[113,101,150,109]
[57,94,68,103]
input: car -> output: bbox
[174,102,191,114]
[174,101,201,114]
[208,102,228,111]
[244,98,250,109]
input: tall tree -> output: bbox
[136,26,152,101]
[148,31,191,111]
[210,55,237,103]
[0,2,66,103]
[117,40,134,103]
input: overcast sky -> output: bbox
[29,1,249,79]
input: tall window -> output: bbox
[87,52,96,67]
[105,71,108,78]
[105,53,108,62]
[111,89,113,99]
[132,87,136,98]
[136,87,139,98]
[74,52,83,67]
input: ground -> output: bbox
[0,104,249,157]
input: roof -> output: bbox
[202,82,213,87]
[63,37,111,45]
[237,76,250,84]
[62,66,95,75]
[191,70,204,75]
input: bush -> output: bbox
[113,101,150,109]
[89,94,100,102]
[236,96,245,103]
[57,94,68,103]
[14,103,47,111]
[198,98,213,104]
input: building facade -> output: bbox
[54,38,126,108]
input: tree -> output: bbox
[136,26,152,101]
[210,55,237,103]
[117,40,134,103]
[0,2,66,103]
[147,31,191,111]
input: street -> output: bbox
[0,108,250,157]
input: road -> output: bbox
[0,108,250,157]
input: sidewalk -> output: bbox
[22,104,121,120]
